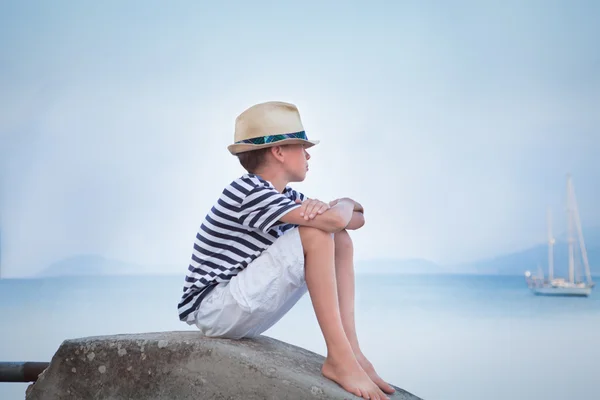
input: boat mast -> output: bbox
[569,176,593,284]
[547,207,554,281]
[567,174,575,284]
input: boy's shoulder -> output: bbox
[282,185,305,200]
[225,173,270,195]
[221,174,305,203]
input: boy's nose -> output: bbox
[305,150,311,160]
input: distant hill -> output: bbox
[452,243,599,276]
[451,226,600,276]
[355,227,600,277]
[37,227,600,278]
[37,254,173,277]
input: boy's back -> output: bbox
[177,173,305,322]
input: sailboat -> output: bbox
[525,175,595,296]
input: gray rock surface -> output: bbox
[26,331,422,400]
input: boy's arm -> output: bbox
[289,197,364,231]
[279,199,355,233]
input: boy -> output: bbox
[178,101,394,400]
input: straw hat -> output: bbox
[227,101,320,155]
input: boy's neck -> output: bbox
[251,170,289,193]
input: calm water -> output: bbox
[1,274,599,400]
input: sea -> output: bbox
[1,274,599,400]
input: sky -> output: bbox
[1,0,599,277]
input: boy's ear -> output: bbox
[270,145,286,162]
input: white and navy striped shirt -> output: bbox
[178,173,306,322]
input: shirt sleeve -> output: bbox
[239,185,302,232]
[285,187,307,202]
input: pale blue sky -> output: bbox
[1,1,599,277]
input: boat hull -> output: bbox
[531,285,592,297]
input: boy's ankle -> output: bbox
[325,342,357,362]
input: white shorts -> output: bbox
[193,227,307,339]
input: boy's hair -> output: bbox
[237,147,271,173]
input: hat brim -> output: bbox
[227,138,319,155]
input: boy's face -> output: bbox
[282,144,311,182]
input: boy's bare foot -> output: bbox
[355,353,395,395]
[322,356,389,400]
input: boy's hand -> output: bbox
[295,198,330,220]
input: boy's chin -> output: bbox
[289,172,307,182]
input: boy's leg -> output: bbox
[334,230,395,395]
[299,226,389,400]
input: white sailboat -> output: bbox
[525,175,595,296]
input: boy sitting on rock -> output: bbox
[178,101,394,400]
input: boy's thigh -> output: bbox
[230,227,305,313]
[195,227,306,338]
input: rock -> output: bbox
[25,331,422,400]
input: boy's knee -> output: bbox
[334,229,353,252]
[298,226,334,250]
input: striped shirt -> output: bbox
[177,173,306,322]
